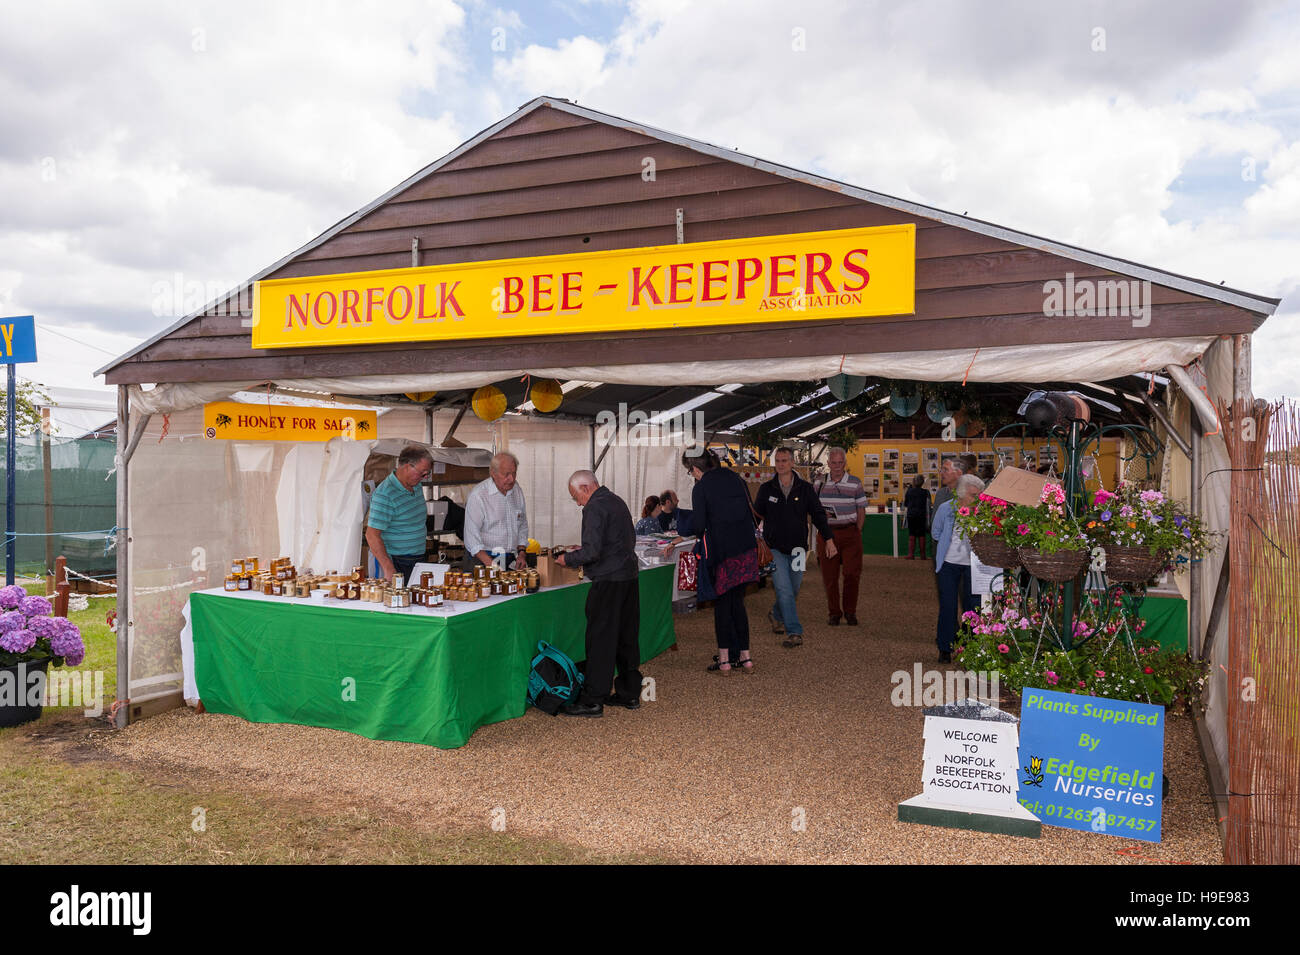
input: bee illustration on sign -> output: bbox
[1022,755,1045,787]
[214,413,233,429]
[355,420,372,434]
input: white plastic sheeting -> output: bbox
[1165,337,1235,781]
[275,439,374,574]
[124,336,1220,416]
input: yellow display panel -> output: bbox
[251,224,915,348]
[203,401,376,442]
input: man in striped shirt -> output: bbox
[816,447,868,626]
[366,445,433,584]
[464,451,530,569]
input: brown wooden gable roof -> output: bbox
[100,97,1279,386]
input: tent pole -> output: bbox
[114,385,130,729]
[1189,425,1202,656]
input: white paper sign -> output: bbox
[921,716,1021,812]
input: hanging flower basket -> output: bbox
[1017,546,1088,582]
[1103,546,1169,584]
[971,533,1021,569]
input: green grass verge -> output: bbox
[0,726,668,864]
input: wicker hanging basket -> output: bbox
[971,533,1021,569]
[1103,545,1169,583]
[1017,546,1089,582]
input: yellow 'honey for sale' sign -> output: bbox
[251,224,915,348]
[203,401,377,442]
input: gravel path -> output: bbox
[97,556,1223,863]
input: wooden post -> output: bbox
[53,555,70,618]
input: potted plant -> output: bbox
[1083,483,1215,583]
[954,492,1019,568]
[1008,482,1091,581]
[0,584,87,727]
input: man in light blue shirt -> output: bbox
[366,446,433,583]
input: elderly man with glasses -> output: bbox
[464,451,531,570]
[365,445,434,584]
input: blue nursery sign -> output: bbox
[1016,688,1164,842]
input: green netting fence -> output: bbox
[0,433,117,578]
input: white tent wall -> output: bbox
[1166,337,1235,783]
[126,407,291,704]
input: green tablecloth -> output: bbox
[863,513,903,556]
[1138,594,1188,652]
[190,565,675,748]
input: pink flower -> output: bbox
[1018,617,1030,628]
[1095,670,1106,678]
[997,644,1009,654]
[1078,680,1086,687]
[1143,666,1154,674]
[1093,489,1115,506]
[1045,671,1059,685]
[1017,524,1029,535]
[957,506,971,516]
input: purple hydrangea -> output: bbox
[0,610,25,634]
[0,584,26,610]
[0,628,37,654]
[19,594,53,618]
[49,621,85,662]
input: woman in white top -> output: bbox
[931,474,985,663]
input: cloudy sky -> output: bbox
[4,0,1297,405]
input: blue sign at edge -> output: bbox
[0,316,37,364]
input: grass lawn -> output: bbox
[4,579,667,864]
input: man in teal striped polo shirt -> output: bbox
[365,445,433,584]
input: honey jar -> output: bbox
[237,574,252,591]
[526,570,540,593]
[246,557,260,575]
[420,572,433,588]
[224,574,239,592]
[230,558,246,576]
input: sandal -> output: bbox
[707,656,732,674]
[781,634,804,649]
[736,655,754,672]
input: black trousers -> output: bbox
[713,584,750,656]
[579,577,642,704]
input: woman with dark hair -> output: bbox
[672,448,760,673]
[903,474,931,560]
[635,495,664,535]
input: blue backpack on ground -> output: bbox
[527,641,584,715]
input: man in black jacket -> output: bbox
[754,448,837,648]
[555,470,642,717]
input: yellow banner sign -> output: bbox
[251,224,915,348]
[203,401,376,442]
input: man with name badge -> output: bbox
[366,445,434,584]
[463,451,530,570]
[816,447,867,626]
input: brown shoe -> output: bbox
[828,615,841,626]
[845,614,859,625]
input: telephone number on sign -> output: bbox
[1043,805,1156,830]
